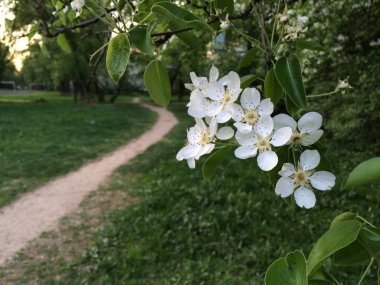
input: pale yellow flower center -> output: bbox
[243,109,259,125]
[199,130,213,146]
[257,137,271,152]
[222,90,232,108]
[290,131,302,145]
[292,168,312,187]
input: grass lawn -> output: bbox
[2,104,378,284]
[0,99,157,207]
[0,91,158,104]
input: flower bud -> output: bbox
[335,77,353,94]
[220,14,230,31]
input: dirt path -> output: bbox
[0,104,178,265]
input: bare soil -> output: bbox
[0,104,177,265]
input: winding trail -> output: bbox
[0,104,178,265]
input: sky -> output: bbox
[0,1,30,72]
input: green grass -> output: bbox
[0,101,156,207]
[0,91,71,103]
[22,104,377,285]
[0,91,161,104]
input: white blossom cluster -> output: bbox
[176,66,336,209]
[71,0,85,17]
[277,9,308,41]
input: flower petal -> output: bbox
[241,88,260,110]
[310,171,336,191]
[195,144,215,159]
[215,110,232,123]
[273,113,297,130]
[258,98,274,116]
[209,65,219,82]
[300,149,320,171]
[190,72,199,86]
[235,130,257,146]
[189,88,204,102]
[221,71,240,94]
[177,144,201,160]
[257,150,278,171]
[208,116,218,136]
[231,103,244,121]
[256,116,274,138]
[205,81,224,101]
[278,163,296,177]
[187,126,201,144]
[206,101,223,117]
[187,157,196,169]
[275,177,295,198]
[301,130,324,146]
[195,117,206,129]
[294,186,316,209]
[198,77,208,90]
[184,83,195,91]
[234,122,253,134]
[187,96,208,118]
[216,126,234,140]
[298,112,323,134]
[270,127,292,147]
[234,145,257,159]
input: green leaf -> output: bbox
[203,145,233,180]
[307,220,362,276]
[285,93,299,116]
[334,227,380,266]
[275,56,306,109]
[138,0,167,12]
[214,0,234,14]
[143,59,171,107]
[28,24,39,40]
[169,20,200,48]
[265,250,307,285]
[343,157,380,189]
[308,270,337,284]
[358,227,380,257]
[334,240,371,266]
[118,0,126,11]
[264,68,283,106]
[57,34,71,54]
[106,33,131,84]
[130,25,155,55]
[151,2,213,33]
[240,74,258,89]
[296,39,325,52]
[330,212,357,229]
[239,48,258,69]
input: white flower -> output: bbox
[232,87,274,134]
[63,5,69,14]
[203,71,241,123]
[335,77,353,94]
[220,14,230,31]
[273,112,324,147]
[184,71,209,92]
[71,0,85,17]
[186,66,219,118]
[234,116,292,171]
[275,150,336,209]
[176,117,234,168]
[297,16,309,26]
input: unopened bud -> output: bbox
[335,77,353,94]
[220,14,230,31]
